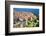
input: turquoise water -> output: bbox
[14,8,39,16]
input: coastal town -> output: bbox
[13,11,39,28]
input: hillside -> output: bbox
[14,12,37,20]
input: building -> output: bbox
[13,11,37,28]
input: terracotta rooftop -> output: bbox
[14,12,37,20]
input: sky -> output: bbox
[14,8,39,16]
